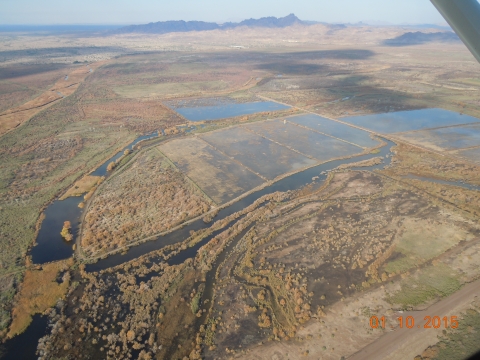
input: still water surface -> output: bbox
[172,101,290,121]
[342,108,480,134]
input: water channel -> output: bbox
[405,174,480,192]
[86,138,395,272]
[30,131,159,264]
[0,315,49,360]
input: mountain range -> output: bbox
[384,31,460,46]
[113,14,305,34]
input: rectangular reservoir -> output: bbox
[158,137,264,204]
[287,113,380,148]
[200,127,317,180]
[245,120,363,162]
[397,123,480,152]
[341,108,480,134]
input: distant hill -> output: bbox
[113,14,305,35]
[223,13,302,29]
[115,20,220,35]
[383,31,460,46]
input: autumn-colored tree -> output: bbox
[126,330,135,341]
[60,221,73,241]
[106,162,116,172]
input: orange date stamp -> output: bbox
[369,315,459,329]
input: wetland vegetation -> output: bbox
[1,19,480,360]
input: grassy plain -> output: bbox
[0,62,105,136]
[114,80,229,98]
[387,264,462,308]
[0,64,71,113]
[417,305,480,360]
[384,218,472,275]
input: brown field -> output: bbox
[7,259,72,338]
[82,99,185,133]
[0,64,72,113]
[59,175,103,200]
[384,142,480,185]
[381,143,480,218]
[456,146,480,164]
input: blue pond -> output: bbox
[342,108,480,134]
[172,101,290,122]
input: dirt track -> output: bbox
[349,279,480,360]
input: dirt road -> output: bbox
[349,279,480,360]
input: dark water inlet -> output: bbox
[30,196,83,264]
[0,315,48,360]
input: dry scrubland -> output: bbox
[0,64,71,113]
[81,148,213,257]
[383,143,480,217]
[1,22,480,358]
[0,62,105,136]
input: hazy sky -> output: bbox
[0,0,448,25]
